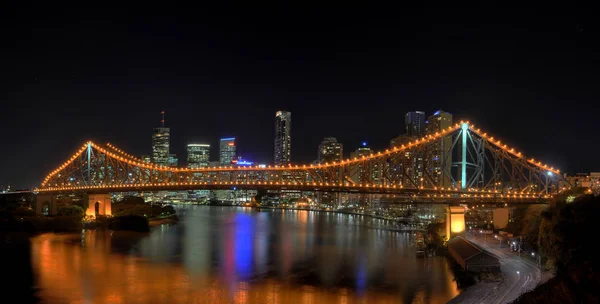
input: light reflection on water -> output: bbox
[31,206,460,303]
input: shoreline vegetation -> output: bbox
[1,197,179,234]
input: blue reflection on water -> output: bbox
[234,213,254,280]
[356,253,367,296]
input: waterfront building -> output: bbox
[274,110,291,165]
[187,144,210,168]
[317,137,343,206]
[425,110,453,188]
[219,138,236,166]
[405,111,426,137]
[167,154,178,167]
[152,111,170,165]
[140,155,152,163]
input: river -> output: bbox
[27,206,462,303]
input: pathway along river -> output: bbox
[28,206,462,303]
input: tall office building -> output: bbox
[405,111,426,137]
[317,137,343,206]
[167,154,178,167]
[349,143,383,185]
[349,143,373,208]
[425,110,453,188]
[152,111,170,165]
[219,138,236,166]
[350,143,380,184]
[390,135,423,187]
[187,144,210,168]
[274,111,291,165]
[140,155,152,163]
[318,137,343,163]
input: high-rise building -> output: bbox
[317,137,343,206]
[350,142,381,184]
[140,155,152,163]
[390,135,424,187]
[405,111,426,137]
[426,110,453,188]
[219,138,236,166]
[152,111,170,165]
[318,137,343,163]
[274,111,291,165]
[168,154,178,167]
[187,144,210,168]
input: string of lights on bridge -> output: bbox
[39,121,561,196]
[35,180,551,200]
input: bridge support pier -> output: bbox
[446,206,466,241]
[34,194,58,216]
[492,208,509,229]
[86,194,112,217]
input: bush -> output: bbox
[114,204,152,217]
[52,216,83,232]
[162,205,176,215]
[13,207,36,217]
[110,215,149,232]
[57,205,84,217]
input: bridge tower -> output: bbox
[85,194,112,217]
[446,206,466,241]
[34,193,58,216]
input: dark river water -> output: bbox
[27,206,461,303]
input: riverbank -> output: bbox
[448,232,552,304]
[254,205,427,231]
[148,214,179,226]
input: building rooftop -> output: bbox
[447,236,482,261]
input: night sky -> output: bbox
[1,7,597,189]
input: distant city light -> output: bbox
[362,142,367,147]
[547,171,553,176]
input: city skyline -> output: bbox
[1,8,598,188]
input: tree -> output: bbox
[13,206,36,217]
[520,205,546,249]
[161,205,175,215]
[119,196,145,205]
[57,205,84,217]
[530,195,600,302]
[114,204,152,217]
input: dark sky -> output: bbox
[1,6,597,189]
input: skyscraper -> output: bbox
[167,154,178,167]
[274,111,291,165]
[405,111,426,137]
[317,137,343,206]
[426,110,453,187]
[187,144,210,168]
[350,143,373,184]
[152,111,170,165]
[318,137,343,163]
[219,138,236,166]
[390,135,423,187]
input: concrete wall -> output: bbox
[493,208,509,229]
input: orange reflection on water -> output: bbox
[31,231,403,304]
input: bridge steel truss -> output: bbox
[36,122,565,203]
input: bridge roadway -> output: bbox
[33,182,550,204]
